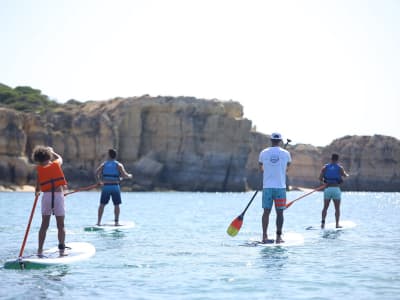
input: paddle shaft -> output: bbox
[239,190,258,217]
[64,183,100,196]
[18,193,40,258]
[286,184,327,208]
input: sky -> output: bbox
[1,0,399,146]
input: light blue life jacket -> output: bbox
[102,160,120,182]
[323,163,342,184]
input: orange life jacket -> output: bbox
[37,161,67,192]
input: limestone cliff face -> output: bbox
[0,97,252,191]
[0,99,399,192]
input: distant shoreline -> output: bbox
[0,185,36,192]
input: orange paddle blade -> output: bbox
[227,216,243,237]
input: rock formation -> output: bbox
[0,98,399,192]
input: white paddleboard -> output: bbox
[306,220,357,231]
[4,242,96,270]
[84,220,135,232]
[246,232,304,247]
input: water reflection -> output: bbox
[321,230,342,239]
[259,247,289,270]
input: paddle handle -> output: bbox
[19,193,40,258]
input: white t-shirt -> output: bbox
[258,146,291,188]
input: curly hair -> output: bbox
[32,146,52,163]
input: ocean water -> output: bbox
[0,190,399,300]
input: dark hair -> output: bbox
[108,149,117,159]
[331,153,339,161]
[32,146,51,163]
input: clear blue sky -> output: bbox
[1,0,399,146]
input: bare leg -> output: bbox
[38,215,51,255]
[97,204,105,226]
[321,199,330,228]
[276,209,284,243]
[262,208,271,242]
[333,200,341,228]
[114,205,120,225]
[55,216,66,255]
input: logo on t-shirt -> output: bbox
[270,154,280,164]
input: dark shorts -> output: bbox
[100,184,121,205]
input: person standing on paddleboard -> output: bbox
[258,133,291,244]
[33,146,68,256]
[95,149,132,226]
[319,153,349,229]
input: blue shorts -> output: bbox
[262,188,286,210]
[100,184,122,205]
[324,187,341,200]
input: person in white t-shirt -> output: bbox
[258,133,291,243]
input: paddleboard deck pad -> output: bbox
[84,220,135,231]
[244,232,304,247]
[4,242,96,270]
[306,220,357,231]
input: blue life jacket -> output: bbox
[102,160,120,182]
[323,163,342,184]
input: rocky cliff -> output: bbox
[1,97,399,192]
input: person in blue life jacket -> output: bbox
[95,149,132,226]
[318,153,349,229]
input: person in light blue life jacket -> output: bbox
[95,149,132,226]
[318,153,349,229]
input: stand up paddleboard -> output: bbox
[84,220,135,232]
[4,242,96,270]
[306,220,357,231]
[245,232,304,247]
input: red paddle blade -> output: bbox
[227,216,243,237]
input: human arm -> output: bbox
[48,147,63,165]
[286,162,291,173]
[35,177,40,196]
[340,166,349,178]
[118,163,132,179]
[318,166,326,182]
[95,163,104,183]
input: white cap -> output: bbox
[270,132,282,140]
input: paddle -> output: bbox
[226,190,258,236]
[285,183,327,208]
[18,193,40,268]
[227,138,291,237]
[64,183,100,196]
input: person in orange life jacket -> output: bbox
[319,153,349,229]
[32,146,68,256]
[258,133,291,244]
[95,149,132,226]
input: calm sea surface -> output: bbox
[0,191,399,300]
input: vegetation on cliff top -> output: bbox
[0,83,81,113]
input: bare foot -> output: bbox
[263,239,274,244]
